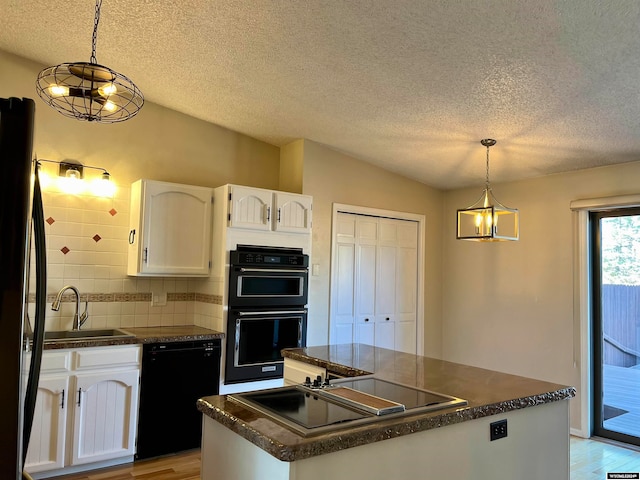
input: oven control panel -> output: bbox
[231,246,309,268]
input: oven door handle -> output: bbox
[237,268,307,274]
[236,310,307,316]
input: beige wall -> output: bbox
[442,160,640,432]
[279,139,304,193]
[300,139,444,357]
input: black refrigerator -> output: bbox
[0,97,47,479]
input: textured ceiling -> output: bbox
[1,0,640,189]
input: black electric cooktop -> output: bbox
[229,377,467,436]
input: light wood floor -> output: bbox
[571,436,640,480]
[53,450,201,480]
[48,437,640,480]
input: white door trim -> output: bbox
[329,203,425,356]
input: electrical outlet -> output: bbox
[490,419,507,441]
[151,292,167,307]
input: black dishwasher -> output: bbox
[136,339,221,459]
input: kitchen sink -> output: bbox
[44,328,135,342]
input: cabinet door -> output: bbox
[134,180,212,276]
[142,181,212,275]
[70,369,139,466]
[273,192,312,234]
[228,185,272,231]
[24,375,69,474]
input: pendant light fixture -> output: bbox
[35,0,144,123]
[456,139,519,241]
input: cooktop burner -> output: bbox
[229,377,467,436]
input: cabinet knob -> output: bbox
[385,317,390,321]
[364,318,369,322]
[128,229,136,244]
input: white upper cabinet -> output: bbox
[227,185,272,231]
[128,179,213,276]
[227,185,312,234]
[273,192,313,234]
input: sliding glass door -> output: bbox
[591,208,640,445]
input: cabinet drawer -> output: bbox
[39,351,72,374]
[73,346,141,371]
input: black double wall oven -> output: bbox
[225,245,308,384]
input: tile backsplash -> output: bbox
[28,183,221,333]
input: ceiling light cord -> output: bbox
[90,0,102,65]
[485,143,490,191]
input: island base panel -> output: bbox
[201,399,569,480]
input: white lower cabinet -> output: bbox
[71,369,139,465]
[25,345,141,476]
[24,374,69,472]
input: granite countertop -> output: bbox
[42,325,224,350]
[197,343,575,462]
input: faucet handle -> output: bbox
[79,299,89,327]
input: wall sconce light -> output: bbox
[36,158,116,197]
[456,139,519,241]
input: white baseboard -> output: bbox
[570,427,589,438]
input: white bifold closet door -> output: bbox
[332,212,418,354]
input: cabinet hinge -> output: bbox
[228,192,232,201]
[228,213,231,222]
[209,260,212,269]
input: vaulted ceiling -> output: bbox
[2,0,639,189]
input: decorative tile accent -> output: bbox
[88,293,114,302]
[93,234,102,242]
[32,291,218,304]
[195,293,223,305]
[46,217,55,225]
[114,293,152,302]
[109,208,117,216]
[168,292,196,302]
[60,246,70,255]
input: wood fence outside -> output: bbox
[603,284,640,367]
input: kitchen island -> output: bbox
[197,344,575,480]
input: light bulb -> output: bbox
[49,84,69,96]
[35,170,53,190]
[98,83,117,96]
[58,176,84,195]
[92,172,116,197]
[103,100,117,112]
[485,211,492,230]
[65,167,81,179]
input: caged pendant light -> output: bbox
[456,139,519,241]
[35,0,144,123]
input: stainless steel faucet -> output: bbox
[51,285,89,330]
